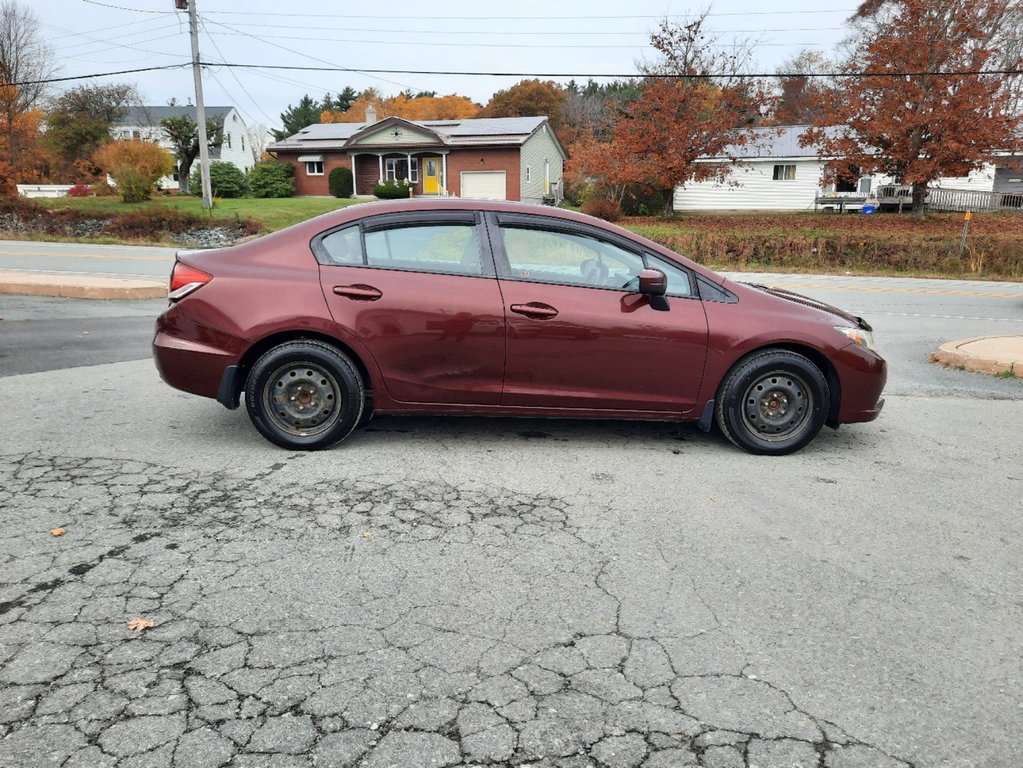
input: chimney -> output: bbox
[365,104,377,124]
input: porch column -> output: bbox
[350,154,357,195]
[377,154,384,183]
[406,152,413,193]
[441,153,448,195]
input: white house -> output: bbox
[672,125,1022,212]
[112,105,255,191]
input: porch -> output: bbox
[350,151,449,197]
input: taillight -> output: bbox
[168,262,212,300]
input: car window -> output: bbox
[645,254,694,297]
[364,224,482,276]
[499,226,645,289]
[318,225,363,265]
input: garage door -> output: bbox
[460,171,507,200]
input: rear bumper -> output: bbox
[152,309,245,401]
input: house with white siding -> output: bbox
[673,125,1021,212]
[268,111,565,202]
[112,105,255,191]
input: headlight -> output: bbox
[835,325,877,353]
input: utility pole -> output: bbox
[181,0,213,210]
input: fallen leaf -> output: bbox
[127,617,155,632]
[50,527,66,537]
[361,530,374,539]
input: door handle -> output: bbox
[510,302,558,319]
[333,284,382,301]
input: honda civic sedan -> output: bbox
[153,199,885,455]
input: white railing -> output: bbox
[16,184,75,198]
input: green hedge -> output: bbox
[373,180,412,199]
[189,161,249,198]
[329,166,354,198]
[248,161,295,198]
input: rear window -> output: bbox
[364,224,482,276]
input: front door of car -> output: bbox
[488,215,709,413]
[314,212,505,405]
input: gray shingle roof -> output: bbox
[115,105,236,127]
[712,125,844,159]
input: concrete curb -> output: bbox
[0,271,166,300]
[931,336,1023,378]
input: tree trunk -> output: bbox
[911,181,928,220]
[662,188,674,217]
[178,158,193,195]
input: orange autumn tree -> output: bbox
[93,140,174,203]
[804,0,1023,219]
[569,16,767,215]
[0,91,45,194]
[322,92,479,123]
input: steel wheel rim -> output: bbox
[262,362,342,437]
[740,369,813,442]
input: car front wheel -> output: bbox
[245,341,364,450]
[716,349,830,456]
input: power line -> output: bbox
[200,9,858,20]
[198,63,1023,80]
[213,22,846,36]
[4,63,190,87]
[6,62,1021,89]
[198,17,417,92]
[199,17,281,129]
[204,30,832,49]
[81,0,175,13]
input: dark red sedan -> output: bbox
[153,199,885,455]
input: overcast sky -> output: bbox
[35,0,858,134]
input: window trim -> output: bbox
[385,157,419,183]
[772,164,797,181]
[311,212,496,278]
[488,212,696,297]
[305,160,324,176]
[525,165,531,183]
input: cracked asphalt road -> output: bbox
[1,279,1022,767]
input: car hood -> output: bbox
[740,282,873,331]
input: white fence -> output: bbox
[16,184,75,199]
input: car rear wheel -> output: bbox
[245,341,364,450]
[716,349,829,456]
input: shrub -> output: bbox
[621,185,668,216]
[189,161,248,198]
[248,160,294,198]
[103,206,260,240]
[373,180,412,199]
[67,183,92,197]
[581,197,622,222]
[328,166,354,198]
[92,140,174,203]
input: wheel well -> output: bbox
[724,343,842,428]
[236,331,374,406]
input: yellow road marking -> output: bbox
[770,283,1023,299]
[0,249,173,262]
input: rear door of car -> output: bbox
[314,211,505,405]
[486,212,709,413]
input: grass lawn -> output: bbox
[33,195,366,232]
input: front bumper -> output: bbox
[832,342,888,424]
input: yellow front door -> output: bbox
[423,157,440,194]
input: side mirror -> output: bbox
[638,268,667,296]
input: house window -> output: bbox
[773,164,796,181]
[385,157,419,183]
[226,133,231,149]
[241,135,245,151]
[132,130,141,139]
[525,166,531,183]
[305,161,324,176]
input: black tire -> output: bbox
[244,341,364,450]
[716,349,830,456]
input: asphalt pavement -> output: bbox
[0,248,1021,768]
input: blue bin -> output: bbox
[861,205,877,215]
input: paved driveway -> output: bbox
[0,275,1021,768]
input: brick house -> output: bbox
[267,111,566,202]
